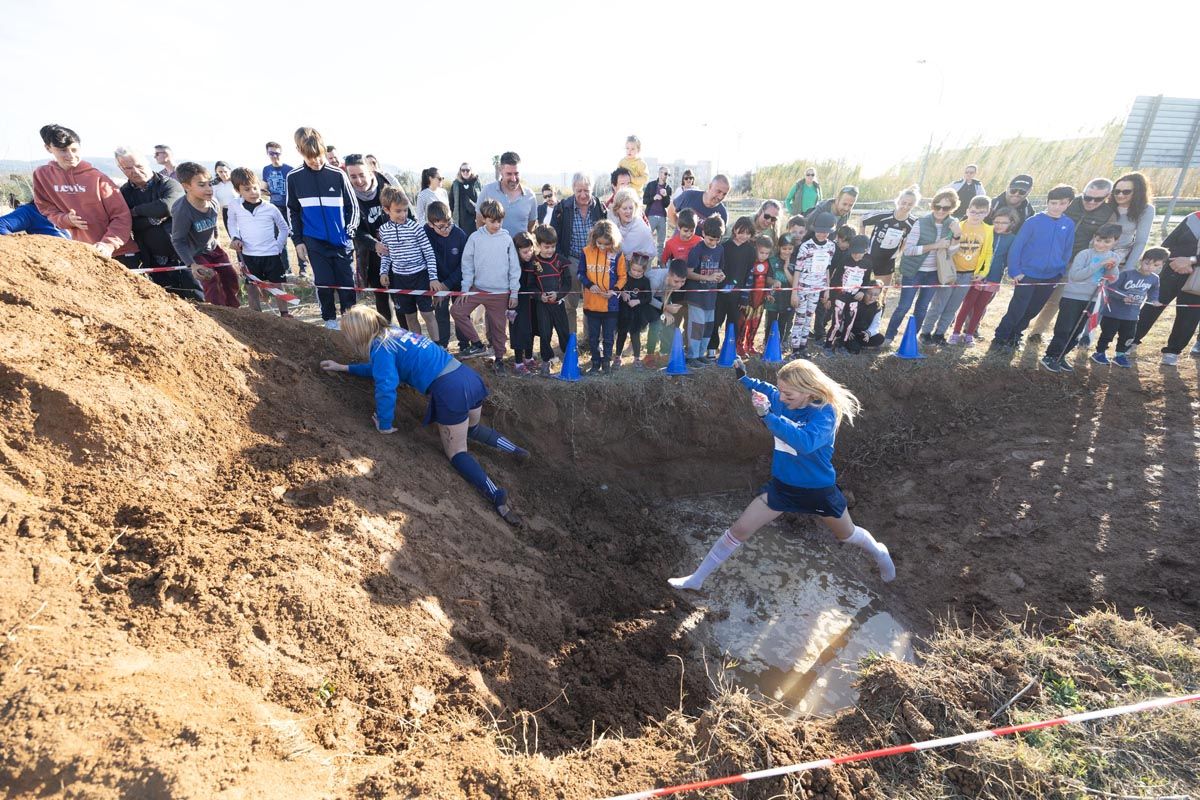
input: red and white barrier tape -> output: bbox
[601,692,1200,800]
[302,279,1200,307]
[126,264,299,304]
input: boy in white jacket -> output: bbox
[451,199,521,372]
[227,167,291,316]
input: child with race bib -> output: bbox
[669,358,895,591]
[321,306,527,525]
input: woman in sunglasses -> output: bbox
[752,199,782,242]
[671,169,696,204]
[785,168,822,215]
[1106,172,1154,271]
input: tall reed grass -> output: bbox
[752,122,1199,205]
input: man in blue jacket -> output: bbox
[989,185,1077,351]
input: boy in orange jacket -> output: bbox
[33,124,132,259]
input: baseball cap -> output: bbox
[849,234,870,255]
[1009,174,1033,192]
[813,212,837,233]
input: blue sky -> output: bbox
[3,0,1198,179]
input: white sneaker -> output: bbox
[668,575,704,591]
[874,544,896,583]
[1162,353,1178,366]
[324,319,340,331]
[1126,342,1139,356]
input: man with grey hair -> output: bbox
[1028,177,1115,340]
[114,146,203,300]
[551,172,606,346]
[668,173,729,230]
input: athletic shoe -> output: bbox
[493,360,506,375]
[1126,342,1139,356]
[539,361,553,377]
[932,332,948,346]
[919,332,932,345]
[494,490,522,526]
[587,361,602,374]
[323,319,340,331]
[1057,359,1075,373]
[523,358,537,373]
[1090,352,1110,366]
[612,356,623,369]
[948,333,962,344]
[600,359,612,374]
[791,346,808,360]
[1038,356,1062,373]
[1113,354,1132,368]
[882,336,895,349]
[1162,353,1179,366]
[460,341,487,359]
[513,361,530,376]
[963,333,975,345]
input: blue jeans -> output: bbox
[304,236,356,321]
[993,277,1060,344]
[885,272,939,339]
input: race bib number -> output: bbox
[880,228,904,250]
[773,436,797,456]
[813,251,832,273]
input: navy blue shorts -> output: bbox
[422,364,487,426]
[390,270,433,314]
[759,477,847,517]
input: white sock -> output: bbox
[845,526,896,583]
[669,530,742,591]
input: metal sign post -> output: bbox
[1115,95,1200,235]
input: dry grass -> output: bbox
[753,122,1200,204]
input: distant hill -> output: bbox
[1,157,122,180]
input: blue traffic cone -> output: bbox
[895,317,925,360]
[558,333,581,381]
[663,328,689,375]
[717,323,737,367]
[762,321,783,364]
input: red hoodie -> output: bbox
[33,160,133,253]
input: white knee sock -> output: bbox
[669,530,742,590]
[845,526,896,583]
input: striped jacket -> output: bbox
[379,219,437,280]
[284,163,358,247]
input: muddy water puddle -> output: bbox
[668,493,912,717]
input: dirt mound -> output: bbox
[2,235,1198,799]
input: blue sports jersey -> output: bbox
[347,329,455,429]
[739,375,838,488]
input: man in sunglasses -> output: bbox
[1028,178,1115,340]
[950,164,986,220]
[986,174,1035,232]
[537,183,557,226]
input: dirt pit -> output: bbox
[2,235,1199,799]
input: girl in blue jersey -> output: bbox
[321,305,527,525]
[669,359,895,590]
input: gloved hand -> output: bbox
[733,357,746,379]
[751,391,770,417]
